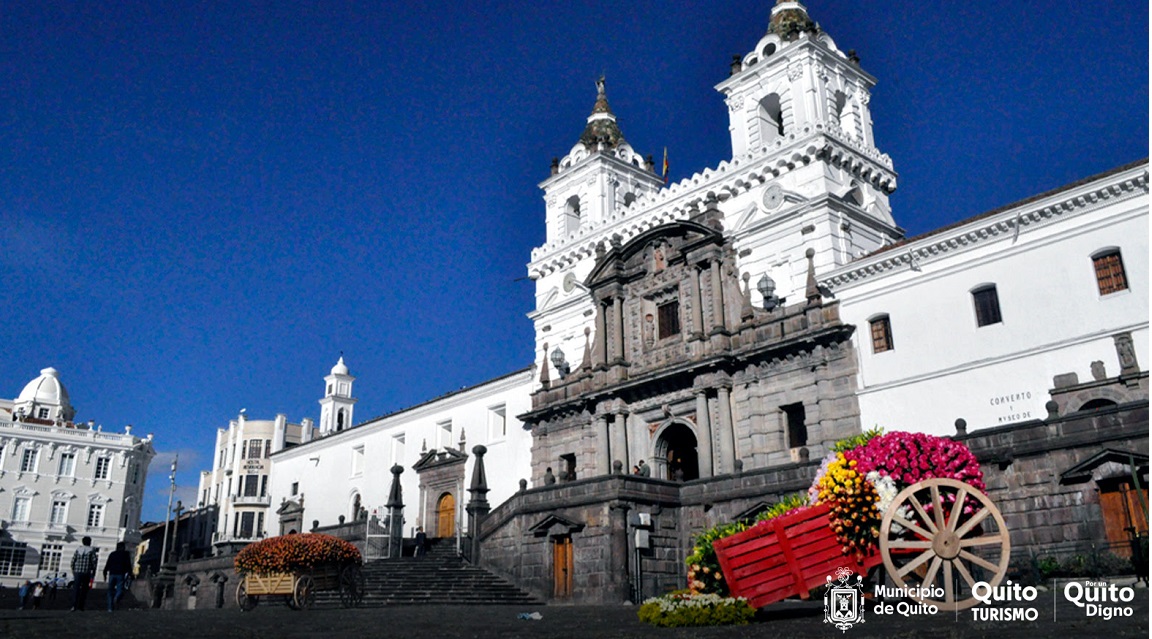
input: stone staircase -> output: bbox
[314,540,543,607]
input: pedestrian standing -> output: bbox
[102,541,132,611]
[30,581,45,609]
[69,536,99,611]
[16,580,31,610]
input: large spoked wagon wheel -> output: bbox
[235,581,258,612]
[293,574,316,610]
[879,478,1010,612]
[339,565,366,608]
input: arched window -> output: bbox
[1079,398,1118,412]
[564,195,582,235]
[971,284,1002,327]
[336,409,345,432]
[757,94,785,145]
[1092,249,1128,295]
[831,90,848,127]
[869,314,893,353]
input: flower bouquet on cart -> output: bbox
[234,533,362,576]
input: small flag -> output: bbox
[662,147,669,184]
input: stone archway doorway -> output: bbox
[436,492,456,538]
[656,422,699,481]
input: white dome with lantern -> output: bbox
[13,367,76,423]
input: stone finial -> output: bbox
[804,248,821,305]
[730,54,742,76]
[1114,332,1140,376]
[954,418,967,436]
[1045,401,1060,420]
[458,428,467,452]
[550,157,560,176]
[311,520,319,531]
[1053,372,1079,389]
[612,460,623,474]
[740,272,755,321]
[386,464,404,509]
[798,447,810,462]
[518,478,527,492]
[468,445,490,510]
[539,342,551,388]
[1090,361,1107,381]
[338,515,345,525]
[733,459,744,474]
[580,327,593,371]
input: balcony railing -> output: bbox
[229,495,271,506]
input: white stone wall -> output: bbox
[268,369,533,538]
[827,164,1149,435]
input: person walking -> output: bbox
[69,536,99,611]
[103,542,132,612]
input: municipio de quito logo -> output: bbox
[825,566,865,632]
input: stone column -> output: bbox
[466,445,491,565]
[595,302,608,367]
[595,414,611,476]
[716,385,736,473]
[613,297,625,363]
[610,412,629,471]
[608,501,632,603]
[690,266,706,339]
[694,390,714,478]
[385,464,405,559]
[709,260,726,333]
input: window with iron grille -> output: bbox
[869,315,894,353]
[94,457,111,480]
[972,285,1002,327]
[1093,250,1128,295]
[657,300,681,339]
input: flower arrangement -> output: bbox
[638,590,755,627]
[811,430,986,558]
[234,533,362,575]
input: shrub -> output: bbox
[234,533,362,575]
[638,591,755,627]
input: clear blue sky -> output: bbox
[1,2,1147,521]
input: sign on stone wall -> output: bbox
[988,390,1039,424]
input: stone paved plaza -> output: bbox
[0,595,1146,639]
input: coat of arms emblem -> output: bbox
[824,566,865,632]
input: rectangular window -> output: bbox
[58,452,76,477]
[0,541,28,577]
[351,445,365,476]
[239,512,255,538]
[438,420,453,449]
[260,475,268,497]
[50,500,68,525]
[972,285,1002,327]
[39,544,63,574]
[94,457,111,480]
[783,403,807,448]
[1094,251,1128,295]
[870,316,894,353]
[489,406,507,440]
[12,497,31,522]
[37,407,50,420]
[290,482,299,496]
[391,434,406,466]
[244,474,259,497]
[657,300,681,339]
[264,439,272,458]
[20,449,38,473]
[86,503,104,528]
[248,440,262,460]
[257,512,265,538]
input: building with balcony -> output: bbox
[197,401,315,553]
[0,367,155,587]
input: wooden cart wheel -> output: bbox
[235,581,258,612]
[879,478,1010,612]
[339,565,366,608]
[284,594,299,610]
[293,574,316,610]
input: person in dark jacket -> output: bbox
[102,542,133,612]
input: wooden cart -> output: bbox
[714,478,1010,611]
[235,564,366,611]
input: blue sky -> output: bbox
[1,2,1147,521]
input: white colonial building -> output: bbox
[197,408,315,549]
[0,367,155,587]
[257,1,1145,545]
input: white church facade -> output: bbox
[257,1,1146,551]
[0,368,156,587]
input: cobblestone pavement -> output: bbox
[0,594,1146,639]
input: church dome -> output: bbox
[15,367,76,422]
[769,1,819,42]
[331,356,350,376]
[578,77,627,151]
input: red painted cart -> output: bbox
[714,479,1011,611]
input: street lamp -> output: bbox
[550,346,570,379]
[757,274,785,311]
[160,455,178,566]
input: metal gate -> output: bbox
[364,510,391,561]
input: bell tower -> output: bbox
[717,1,903,297]
[318,356,356,436]
[529,77,664,379]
